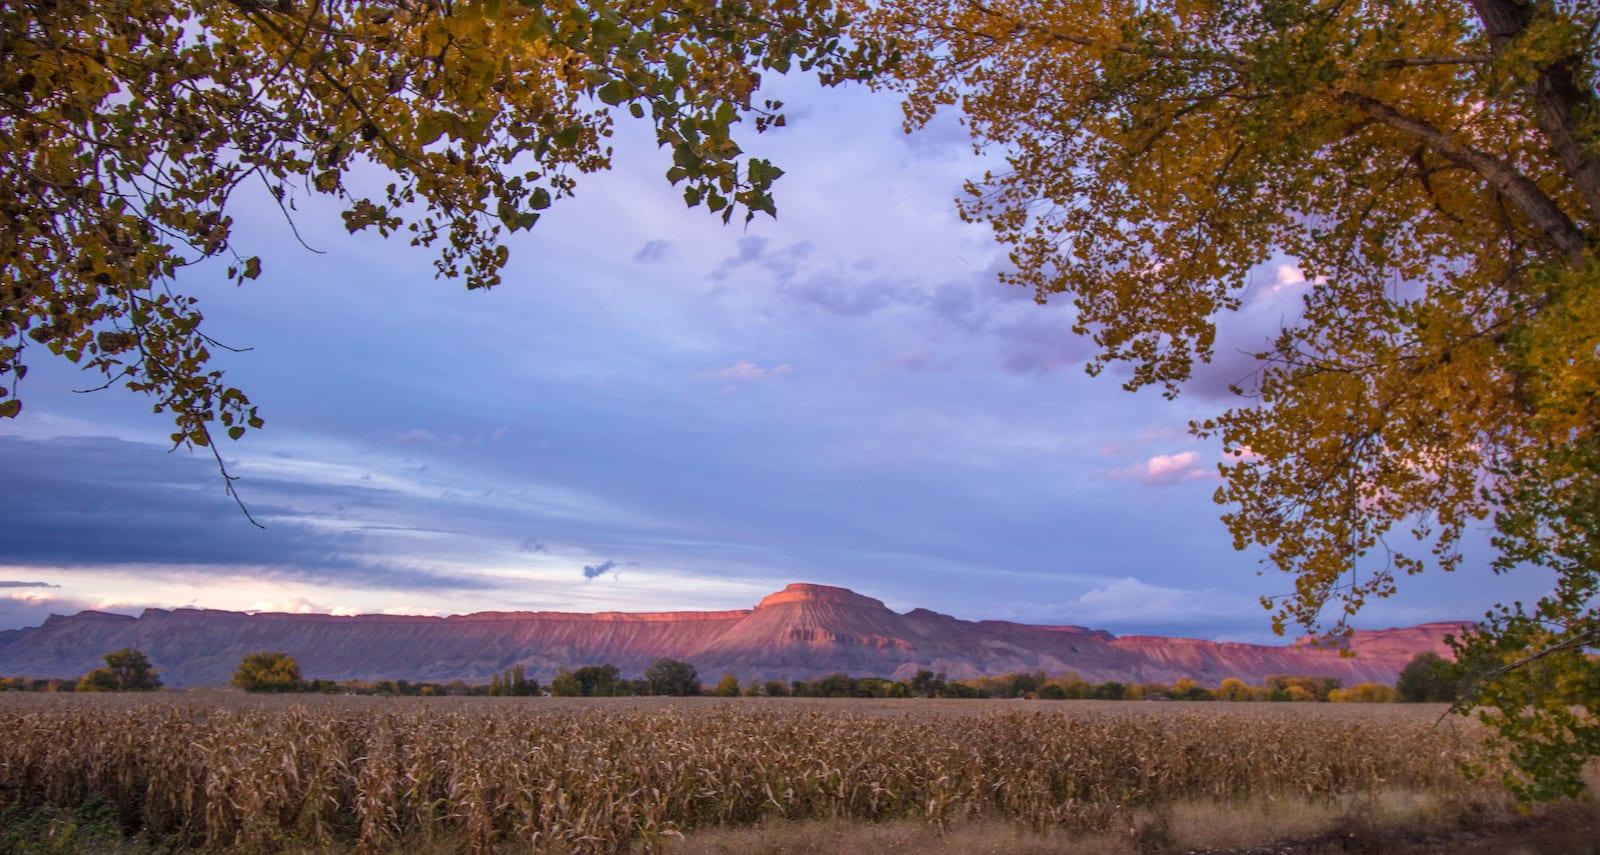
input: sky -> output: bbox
[1,74,1552,643]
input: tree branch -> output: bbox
[1470,0,1600,224]
[1440,628,1600,724]
[1339,91,1588,262]
[1382,53,1494,68]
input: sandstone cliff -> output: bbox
[0,583,1465,687]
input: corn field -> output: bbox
[0,696,1494,852]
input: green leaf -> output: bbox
[417,115,445,146]
[553,124,582,148]
[531,187,551,210]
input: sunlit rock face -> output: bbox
[0,582,1464,687]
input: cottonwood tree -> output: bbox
[77,647,163,691]
[1,0,881,516]
[643,657,700,696]
[861,0,1598,797]
[232,651,303,692]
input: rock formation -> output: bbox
[0,583,1465,687]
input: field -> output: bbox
[0,694,1592,853]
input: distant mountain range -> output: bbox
[0,583,1465,687]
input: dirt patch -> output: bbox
[1184,803,1600,854]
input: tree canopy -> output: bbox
[0,0,880,512]
[1395,651,1459,702]
[232,651,303,692]
[644,657,701,696]
[860,0,1598,796]
[77,647,163,691]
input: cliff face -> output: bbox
[0,583,1465,687]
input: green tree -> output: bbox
[909,669,947,698]
[1,0,886,503]
[572,664,622,697]
[710,673,741,697]
[644,658,701,696]
[762,680,789,697]
[865,0,1599,796]
[1396,652,1460,703]
[231,651,302,693]
[1090,681,1127,701]
[76,647,162,692]
[549,670,582,697]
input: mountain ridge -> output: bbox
[0,582,1467,687]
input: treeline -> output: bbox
[2,649,1475,703]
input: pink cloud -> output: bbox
[713,361,793,381]
[890,348,933,371]
[1115,451,1210,486]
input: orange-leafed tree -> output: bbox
[862,0,1599,798]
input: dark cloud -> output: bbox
[996,316,1094,375]
[0,581,59,588]
[520,538,547,553]
[0,435,487,592]
[0,590,104,632]
[781,274,909,317]
[581,559,638,581]
[711,237,813,282]
[632,239,675,264]
[761,251,1028,336]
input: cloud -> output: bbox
[0,580,58,588]
[632,239,675,263]
[520,538,547,553]
[395,428,436,444]
[1114,451,1210,486]
[713,361,793,381]
[996,315,1093,374]
[1061,577,1262,633]
[582,559,638,581]
[711,237,816,283]
[889,349,934,372]
[0,435,488,593]
[1182,257,1315,400]
[0,588,104,631]
[781,274,910,317]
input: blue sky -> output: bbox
[0,75,1550,642]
